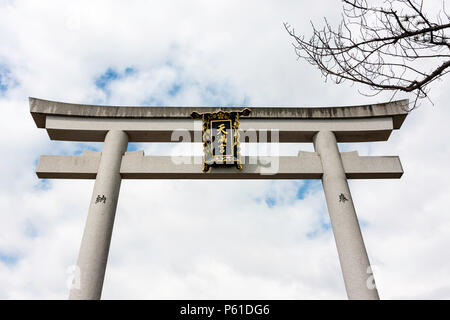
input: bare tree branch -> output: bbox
[285,0,450,109]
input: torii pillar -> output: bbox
[69,130,128,299]
[314,131,379,299]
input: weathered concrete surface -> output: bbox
[36,150,403,179]
[314,131,379,300]
[43,115,394,142]
[30,97,408,142]
[37,150,101,179]
[69,130,128,300]
[29,97,408,128]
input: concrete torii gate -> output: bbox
[30,97,408,300]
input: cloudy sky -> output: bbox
[0,0,449,299]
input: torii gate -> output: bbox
[30,97,408,300]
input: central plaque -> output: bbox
[191,108,251,172]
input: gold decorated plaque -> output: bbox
[191,108,251,172]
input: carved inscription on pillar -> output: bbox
[95,195,106,204]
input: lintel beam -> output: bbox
[43,116,394,143]
[30,98,409,143]
[36,150,403,180]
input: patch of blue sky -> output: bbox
[38,141,102,157]
[0,78,7,93]
[0,64,18,94]
[95,66,136,94]
[263,181,305,208]
[297,180,317,199]
[168,83,182,97]
[0,252,19,266]
[265,197,276,208]
[95,68,119,90]
[24,220,38,239]
[124,67,136,75]
[127,143,141,152]
[0,65,9,92]
[33,157,39,168]
[306,220,332,239]
[73,142,102,155]
[35,179,52,191]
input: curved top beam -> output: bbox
[30,97,408,130]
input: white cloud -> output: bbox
[0,0,449,300]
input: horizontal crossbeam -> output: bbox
[36,150,403,180]
[43,116,394,143]
[30,98,409,143]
